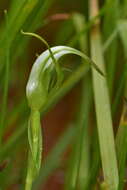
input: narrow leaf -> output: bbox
[89,1,119,189]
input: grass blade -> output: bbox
[116,102,127,190]
[0,11,10,144]
[70,13,91,190]
[116,19,127,190]
[102,0,119,96]
[89,0,119,189]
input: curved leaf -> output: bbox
[26,45,102,111]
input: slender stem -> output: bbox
[25,151,35,190]
[25,110,42,190]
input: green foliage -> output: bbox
[1,0,127,190]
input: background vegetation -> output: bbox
[0,0,127,189]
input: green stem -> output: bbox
[25,151,35,190]
[25,110,42,190]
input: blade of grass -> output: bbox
[87,129,100,189]
[89,0,119,189]
[115,19,127,190]
[116,102,127,190]
[65,146,78,190]
[73,12,100,189]
[102,0,119,96]
[118,20,127,105]
[118,19,127,53]
[0,11,10,144]
[109,20,127,116]
[68,13,91,190]
[103,29,118,54]
[112,62,127,116]
[75,78,91,190]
